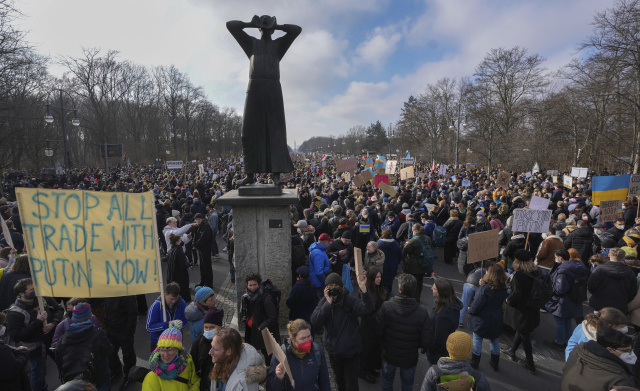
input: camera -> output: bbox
[328,286,341,296]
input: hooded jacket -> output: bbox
[561,341,635,391]
[588,261,637,312]
[535,235,564,269]
[209,344,266,391]
[545,260,589,318]
[375,295,432,368]
[142,354,200,391]
[163,224,192,252]
[468,284,508,340]
[564,227,600,264]
[420,357,491,391]
[185,301,208,343]
[565,320,597,362]
[308,242,331,288]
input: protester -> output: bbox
[193,212,215,288]
[240,273,279,364]
[103,294,138,388]
[146,282,189,352]
[142,320,200,390]
[535,226,565,275]
[0,311,31,390]
[363,241,385,271]
[191,308,224,391]
[285,265,317,325]
[588,247,637,312]
[443,209,463,265]
[0,255,31,312]
[308,234,333,299]
[52,297,103,348]
[402,223,433,301]
[266,319,331,391]
[564,220,600,265]
[426,278,462,366]
[359,267,387,383]
[185,286,217,343]
[166,233,193,302]
[565,307,628,361]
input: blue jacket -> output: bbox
[308,242,331,288]
[545,260,589,318]
[468,284,508,340]
[424,221,436,241]
[145,296,188,344]
[266,342,330,391]
[381,216,400,237]
[566,321,595,361]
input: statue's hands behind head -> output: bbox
[252,14,277,30]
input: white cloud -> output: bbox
[355,26,402,69]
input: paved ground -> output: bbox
[43,235,572,390]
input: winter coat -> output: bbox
[564,227,600,265]
[103,295,137,340]
[535,235,564,269]
[381,216,400,238]
[242,289,280,352]
[443,218,463,244]
[545,260,589,318]
[326,240,354,274]
[0,340,30,391]
[163,224,192,253]
[191,335,214,391]
[504,270,541,333]
[167,246,191,301]
[560,341,635,391]
[375,295,432,368]
[192,223,214,251]
[52,315,102,347]
[146,296,188,344]
[566,321,597,362]
[468,284,508,340]
[427,299,463,359]
[588,261,637,312]
[142,354,200,391]
[364,249,385,271]
[185,302,208,343]
[627,275,640,327]
[209,343,266,391]
[0,271,30,312]
[502,235,527,270]
[55,322,114,387]
[420,358,491,391]
[286,277,317,323]
[403,234,431,275]
[5,297,45,357]
[311,292,375,359]
[266,342,330,391]
[308,242,331,288]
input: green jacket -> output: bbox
[561,341,635,391]
[402,234,430,275]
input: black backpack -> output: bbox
[262,279,281,313]
[567,275,588,303]
[58,329,100,384]
[523,272,553,309]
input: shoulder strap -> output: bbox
[173,376,188,384]
[8,305,30,325]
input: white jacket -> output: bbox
[210,343,266,391]
[163,224,192,252]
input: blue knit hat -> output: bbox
[195,286,215,303]
[71,302,92,323]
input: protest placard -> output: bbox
[385,160,398,174]
[563,175,573,188]
[553,175,558,183]
[462,180,471,187]
[342,171,352,183]
[496,171,510,188]
[352,174,365,187]
[378,182,397,197]
[401,158,415,165]
[376,167,385,175]
[600,199,623,223]
[262,328,294,388]
[629,175,640,197]
[166,160,183,169]
[512,209,553,234]
[571,167,588,178]
[467,229,499,264]
[389,175,397,185]
[336,158,357,173]
[16,188,162,298]
[529,195,549,210]
[374,175,389,187]
[354,248,364,281]
[198,164,204,175]
[525,171,532,179]
[0,216,14,249]
[361,170,374,183]
[439,164,448,176]
[547,170,559,176]
[400,166,415,180]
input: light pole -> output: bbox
[45,89,80,179]
[170,119,181,158]
[449,103,466,168]
[387,123,394,158]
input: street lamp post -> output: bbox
[449,103,466,168]
[171,119,180,158]
[45,89,80,179]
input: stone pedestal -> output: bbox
[216,188,298,328]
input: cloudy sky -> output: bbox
[15,0,606,148]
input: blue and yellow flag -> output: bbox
[592,174,630,205]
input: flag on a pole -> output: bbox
[405,151,411,159]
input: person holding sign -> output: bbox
[266,319,330,391]
[208,327,267,391]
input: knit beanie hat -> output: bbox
[446,331,473,361]
[203,308,224,326]
[195,286,215,303]
[157,320,183,350]
[325,272,343,287]
[71,302,92,323]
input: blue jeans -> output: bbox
[554,315,573,345]
[28,353,47,391]
[460,284,477,324]
[472,333,500,356]
[382,359,416,391]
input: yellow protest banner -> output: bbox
[16,188,163,298]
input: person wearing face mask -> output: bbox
[185,286,218,343]
[190,308,224,391]
[563,220,601,266]
[608,218,627,243]
[561,324,636,390]
[565,307,628,361]
[623,201,637,229]
[0,311,31,390]
[588,248,637,313]
[266,319,330,391]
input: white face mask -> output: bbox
[595,229,603,235]
[618,326,629,334]
[619,351,637,365]
[617,225,625,230]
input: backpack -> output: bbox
[57,329,100,384]
[417,236,435,271]
[523,272,553,309]
[433,226,447,247]
[567,275,588,303]
[291,242,307,269]
[262,279,281,313]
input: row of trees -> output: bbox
[303,0,640,174]
[0,0,243,171]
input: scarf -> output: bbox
[149,349,188,380]
[291,344,307,359]
[246,287,263,303]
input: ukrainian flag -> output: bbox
[592,174,630,205]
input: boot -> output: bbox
[518,358,536,375]
[236,173,255,187]
[469,353,481,369]
[500,346,517,361]
[489,354,499,372]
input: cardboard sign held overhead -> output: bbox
[496,171,510,188]
[629,175,640,197]
[529,195,549,210]
[600,199,623,223]
[354,247,364,281]
[361,170,374,183]
[262,328,295,388]
[336,158,357,173]
[352,174,365,187]
[513,209,553,234]
[375,175,389,187]
[438,164,448,176]
[385,160,398,174]
[400,166,415,180]
[342,171,352,183]
[467,229,499,264]
[378,182,397,197]
[0,216,14,249]
[571,167,588,178]
[563,175,573,188]
[376,167,385,175]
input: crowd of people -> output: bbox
[1,158,640,390]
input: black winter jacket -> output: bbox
[564,227,600,264]
[375,295,432,368]
[588,261,637,312]
[311,292,374,359]
[0,340,30,390]
[504,271,541,333]
[55,323,113,387]
[192,222,214,251]
[443,219,463,244]
[427,299,462,359]
[103,295,138,339]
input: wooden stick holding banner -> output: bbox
[524,232,530,251]
[262,328,295,388]
[354,248,364,281]
[151,198,168,322]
